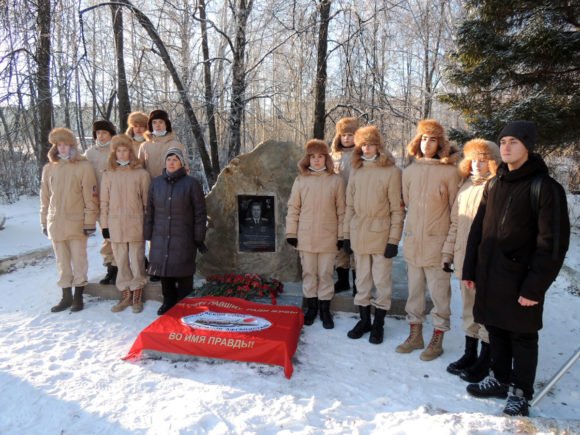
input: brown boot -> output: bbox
[132,289,144,313]
[395,323,424,353]
[111,289,132,313]
[51,287,73,312]
[420,329,445,361]
[70,286,84,312]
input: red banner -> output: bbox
[124,297,304,378]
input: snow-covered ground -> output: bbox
[0,196,579,434]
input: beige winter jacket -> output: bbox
[332,147,355,186]
[40,159,99,242]
[286,171,345,253]
[138,132,189,178]
[344,160,405,254]
[100,167,150,243]
[84,145,110,188]
[403,158,461,267]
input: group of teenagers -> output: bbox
[284,117,569,417]
[40,110,570,417]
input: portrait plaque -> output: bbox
[238,195,276,252]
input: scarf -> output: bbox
[308,166,327,173]
[152,130,167,137]
[116,160,130,167]
[361,154,378,161]
[96,140,111,149]
[133,135,145,142]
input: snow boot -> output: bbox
[347,305,372,339]
[319,300,334,329]
[51,287,73,312]
[303,297,319,326]
[369,308,387,344]
[460,341,491,383]
[503,385,529,417]
[420,329,445,361]
[447,336,478,375]
[334,267,350,293]
[70,286,84,312]
[132,288,144,313]
[111,289,132,313]
[466,370,509,399]
[352,270,357,297]
[99,264,118,285]
[157,287,177,315]
[395,323,424,353]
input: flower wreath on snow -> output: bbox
[197,273,284,305]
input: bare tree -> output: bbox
[111,4,131,132]
[312,0,331,139]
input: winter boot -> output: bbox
[111,289,132,313]
[395,323,425,353]
[51,287,73,312]
[132,288,144,313]
[466,370,509,399]
[99,264,118,285]
[303,297,319,326]
[150,275,161,282]
[420,329,445,361]
[503,385,529,417]
[347,305,372,339]
[460,341,491,382]
[70,286,84,312]
[352,270,357,297]
[334,267,350,293]
[319,300,334,329]
[369,308,387,344]
[157,287,177,315]
[447,336,479,375]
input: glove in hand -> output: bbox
[102,228,110,239]
[343,239,353,254]
[384,243,398,258]
[195,241,208,254]
[286,238,298,247]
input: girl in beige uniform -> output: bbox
[125,111,149,158]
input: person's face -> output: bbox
[116,146,131,162]
[165,155,182,172]
[152,119,166,132]
[96,130,112,143]
[310,152,326,170]
[471,158,490,175]
[420,135,439,158]
[57,143,72,157]
[500,136,528,169]
[341,133,355,148]
[133,125,147,136]
[251,204,262,220]
[361,143,377,158]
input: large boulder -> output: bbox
[197,140,303,281]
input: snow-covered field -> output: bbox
[0,196,578,434]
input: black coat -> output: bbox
[462,154,570,333]
[144,168,207,277]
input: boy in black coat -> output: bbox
[462,121,570,416]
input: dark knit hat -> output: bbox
[164,147,185,166]
[498,121,537,151]
[92,120,117,139]
[148,109,172,133]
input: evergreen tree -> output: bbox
[441,1,580,150]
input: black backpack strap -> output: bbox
[530,175,543,219]
[531,175,561,260]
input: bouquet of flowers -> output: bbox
[197,273,284,305]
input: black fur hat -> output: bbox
[92,120,117,139]
[148,109,172,133]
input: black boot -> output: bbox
[319,300,334,329]
[460,341,491,383]
[352,270,357,297]
[447,336,479,375]
[303,297,318,326]
[157,283,178,315]
[347,305,372,339]
[334,268,350,293]
[70,286,84,312]
[369,308,387,344]
[51,287,73,312]
[99,264,118,285]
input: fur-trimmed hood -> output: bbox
[458,138,500,178]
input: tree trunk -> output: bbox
[312,0,331,139]
[111,4,131,132]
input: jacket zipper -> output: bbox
[500,195,513,233]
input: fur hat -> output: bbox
[498,120,537,151]
[148,109,172,133]
[298,139,334,174]
[92,119,117,139]
[406,119,457,163]
[458,138,501,178]
[352,126,396,169]
[47,128,82,163]
[332,117,360,153]
[108,134,140,170]
[164,147,185,166]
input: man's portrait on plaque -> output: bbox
[238,196,275,252]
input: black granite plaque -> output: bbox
[238,195,275,252]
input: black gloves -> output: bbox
[83,228,96,236]
[384,243,398,259]
[343,239,352,254]
[337,240,344,250]
[286,238,298,247]
[443,263,454,273]
[42,227,48,237]
[195,241,208,254]
[102,228,110,239]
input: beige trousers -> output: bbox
[52,238,88,288]
[460,281,489,343]
[405,264,451,331]
[353,254,393,310]
[335,248,355,270]
[111,241,147,291]
[299,251,335,301]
